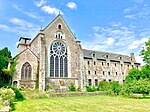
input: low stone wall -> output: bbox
[48,92,107,97]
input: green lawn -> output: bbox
[14,95,150,112]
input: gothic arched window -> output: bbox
[21,62,31,80]
[50,41,68,77]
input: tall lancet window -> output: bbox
[50,41,68,77]
[21,62,31,80]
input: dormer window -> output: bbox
[106,55,108,58]
[58,24,61,29]
[93,53,95,57]
[120,57,122,60]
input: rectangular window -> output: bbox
[95,79,98,86]
[115,63,117,67]
[88,70,90,74]
[108,71,110,75]
[95,71,96,75]
[116,72,117,75]
[94,61,96,65]
[88,79,92,86]
[102,62,104,66]
[107,63,109,66]
[103,71,105,75]
[87,61,90,65]
[109,79,111,82]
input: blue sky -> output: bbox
[0,0,150,64]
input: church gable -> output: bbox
[43,14,76,42]
[15,48,38,81]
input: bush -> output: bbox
[123,79,150,96]
[86,86,96,92]
[68,83,76,91]
[98,81,111,91]
[5,86,24,100]
[110,81,122,95]
[98,81,122,95]
[0,87,15,104]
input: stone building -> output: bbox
[13,14,140,90]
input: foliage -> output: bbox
[68,83,76,91]
[5,86,24,100]
[125,68,140,82]
[85,86,96,92]
[98,81,122,95]
[123,65,150,95]
[0,47,17,87]
[45,85,54,91]
[140,65,150,80]
[98,81,111,91]
[0,87,15,104]
[140,39,150,65]
[123,79,150,96]
[111,81,122,95]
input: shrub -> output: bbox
[98,81,111,91]
[0,87,15,104]
[45,85,54,91]
[68,83,76,91]
[5,86,24,100]
[110,81,122,95]
[123,79,150,96]
[85,86,96,92]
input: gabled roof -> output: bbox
[43,14,76,39]
[83,49,132,62]
[15,48,39,60]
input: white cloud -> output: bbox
[93,26,101,32]
[123,0,150,20]
[35,0,47,7]
[41,5,63,15]
[82,23,137,54]
[125,15,136,19]
[0,24,11,31]
[106,38,115,45]
[10,18,33,27]
[12,4,44,21]
[0,18,39,38]
[128,37,149,49]
[23,11,44,21]
[67,2,77,9]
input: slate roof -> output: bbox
[83,49,135,63]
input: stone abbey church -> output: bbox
[13,14,140,90]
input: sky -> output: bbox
[0,0,150,65]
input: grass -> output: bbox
[0,100,3,110]
[14,95,150,112]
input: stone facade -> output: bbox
[13,14,140,90]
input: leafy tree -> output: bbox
[110,81,122,95]
[0,47,16,87]
[125,68,140,82]
[123,79,150,95]
[140,39,150,65]
[140,65,150,80]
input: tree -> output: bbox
[0,47,16,87]
[140,39,150,65]
[140,65,150,80]
[125,68,140,82]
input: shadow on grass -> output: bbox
[11,98,26,111]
